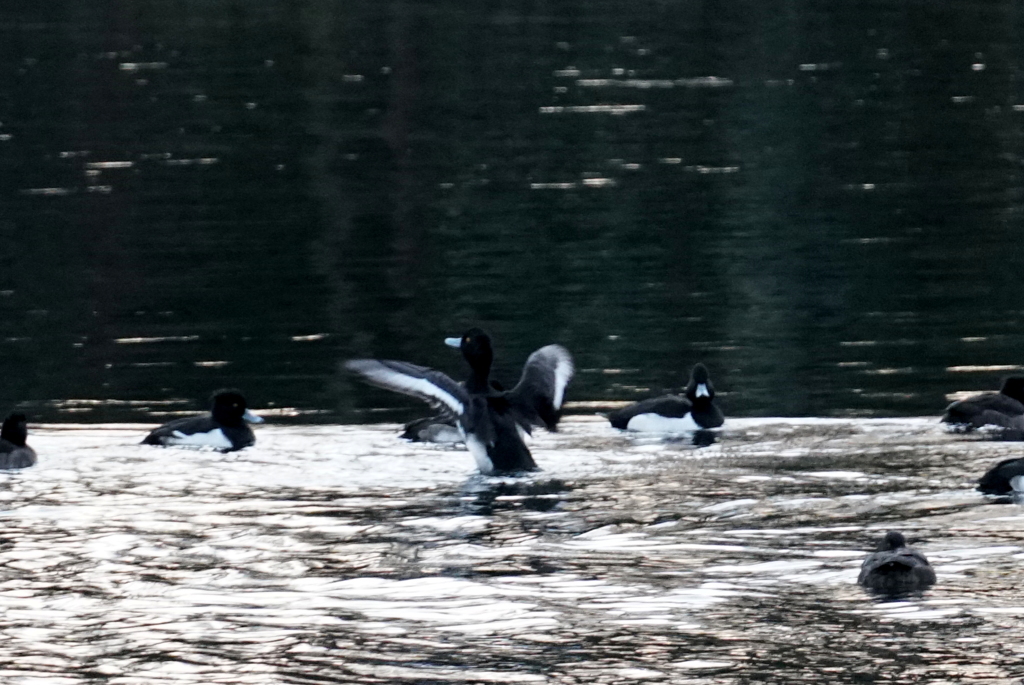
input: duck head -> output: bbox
[685,363,715,405]
[210,390,263,427]
[878,531,907,551]
[445,328,494,391]
[1001,376,1024,403]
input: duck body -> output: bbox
[977,457,1024,495]
[609,363,723,432]
[0,413,35,469]
[143,390,263,452]
[460,392,537,472]
[858,531,935,595]
[609,395,700,432]
[401,379,506,444]
[400,415,464,443]
[942,376,1024,431]
[346,328,574,475]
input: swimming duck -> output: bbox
[346,328,574,474]
[977,457,1024,495]
[608,363,724,432]
[400,415,464,443]
[858,531,935,595]
[0,413,36,469]
[142,389,264,452]
[941,376,1024,431]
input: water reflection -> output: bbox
[1,2,1024,421]
[458,478,574,516]
[0,419,1019,680]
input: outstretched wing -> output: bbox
[345,359,469,416]
[509,344,574,431]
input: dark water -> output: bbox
[1,1,1023,421]
[3,4,1024,683]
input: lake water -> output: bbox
[1,1,1023,421]
[2,0,1024,681]
[1,418,1023,683]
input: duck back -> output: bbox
[942,393,1024,429]
[858,532,935,595]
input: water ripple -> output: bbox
[0,419,1020,681]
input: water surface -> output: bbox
[1,2,1023,420]
[2,419,1023,682]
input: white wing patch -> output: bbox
[550,347,574,410]
[347,361,464,415]
[166,428,233,449]
[626,412,701,433]
[528,345,575,409]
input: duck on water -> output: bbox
[858,531,935,595]
[345,328,574,474]
[977,456,1024,496]
[0,413,36,469]
[142,389,264,452]
[608,362,724,432]
[941,376,1024,432]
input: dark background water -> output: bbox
[1,1,1023,422]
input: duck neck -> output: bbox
[465,365,492,393]
[687,379,713,408]
[464,351,493,393]
[690,397,713,411]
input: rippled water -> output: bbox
[4,5,1024,678]
[3,418,1024,682]
[3,2,1024,420]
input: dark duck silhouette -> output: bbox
[941,376,1024,431]
[858,531,936,595]
[977,457,1024,496]
[608,363,724,432]
[346,328,574,474]
[0,413,36,469]
[142,389,264,452]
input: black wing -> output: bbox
[508,344,574,431]
[608,395,692,430]
[345,359,469,416]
